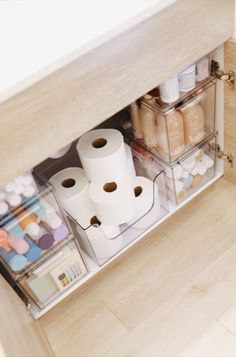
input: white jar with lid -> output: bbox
[159,75,179,104]
[178,64,196,92]
[196,57,210,81]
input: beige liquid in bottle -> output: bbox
[140,94,158,148]
[181,99,205,145]
[130,101,143,139]
[165,108,185,159]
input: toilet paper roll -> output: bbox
[77,129,128,182]
[86,224,123,260]
[131,187,161,230]
[125,144,136,179]
[100,224,121,239]
[49,167,95,228]
[127,177,156,228]
[89,175,136,225]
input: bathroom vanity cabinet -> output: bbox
[1,1,236,356]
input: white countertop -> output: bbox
[0,0,175,102]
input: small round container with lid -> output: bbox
[159,75,179,104]
[178,64,196,92]
[196,56,210,82]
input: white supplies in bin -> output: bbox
[49,128,164,266]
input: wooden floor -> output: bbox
[40,178,236,357]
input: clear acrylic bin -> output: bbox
[0,175,72,278]
[18,238,87,309]
[67,165,169,267]
[129,77,216,163]
[130,133,217,206]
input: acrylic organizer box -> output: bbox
[18,238,87,309]
[130,76,216,163]
[0,172,73,278]
[68,167,168,266]
[35,129,169,267]
[130,133,217,207]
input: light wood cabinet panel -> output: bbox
[224,38,236,184]
[0,0,234,187]
[0,276,54,357]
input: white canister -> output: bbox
[196,57,210,82]
[159,75,179,104]
[178,64,196,92]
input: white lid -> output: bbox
[26,222,41,239]
[0,200,8,215]
[4,182,16,193]
[180,64,196,75]
[8,193,22,207]
[23,185,36,198]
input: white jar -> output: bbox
[196,57,210,81]
[178,64,196,92]
[159,75,179,104]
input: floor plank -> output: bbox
[177,321,236,357]
[40,178,236,357]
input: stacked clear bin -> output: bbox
[71,165,168,266]
[129,134,216,206]
[34,141,169,267]
[122,75,217,206]
[138,77,216,163]
[0,173,88,310]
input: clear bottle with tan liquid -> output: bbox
[165,108,185,160]
[140,94,158,148]
[180,96,205,146]
[130,101,143,139]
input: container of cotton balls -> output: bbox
[171,147,215,203]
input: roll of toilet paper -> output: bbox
[86,224,123,260]
[89,175,136,225]
[128,176,161,230]
[125,144,136,179]
[77,129,128,182]
[100,224,121,239]
[49,167,95,228]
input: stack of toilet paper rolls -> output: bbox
[49,129,161,262]
[166,148,214,201]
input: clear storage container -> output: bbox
[18,238,87,309]
[129,77,216,163]
[130,133,217,206]
[0,175,71,278]
[66,156,169,267]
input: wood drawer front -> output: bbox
[0,0,234,186]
